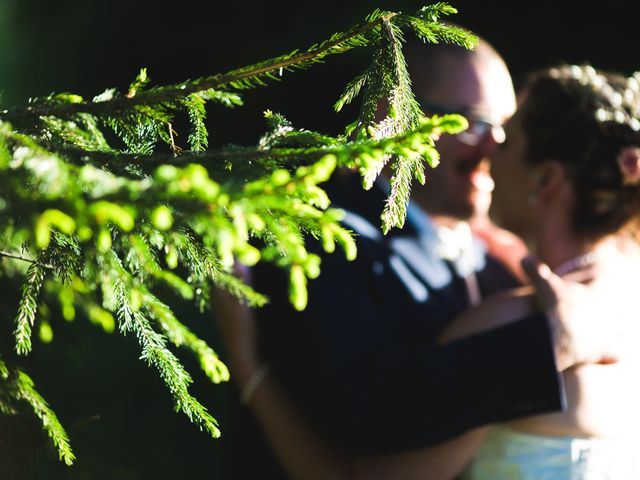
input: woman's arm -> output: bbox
[355,428,488,480]
[214,283,352,480]
[438,252,632,367]
[437,287,534,344]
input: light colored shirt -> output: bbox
[340,177,486,303]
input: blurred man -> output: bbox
[218,35,561,479]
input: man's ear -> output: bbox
[534,160,566,203]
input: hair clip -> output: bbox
[617,146,640,186]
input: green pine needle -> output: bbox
[14,260,47,355]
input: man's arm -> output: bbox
[215,285,491,480]
[359,311,561,454]
[242,243,564,454]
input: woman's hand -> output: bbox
[521,252,630,370]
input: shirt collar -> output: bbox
[375,176,483,275]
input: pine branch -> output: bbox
[12,368,75,465]
[0,359,74,465]
[0,250,44,265]
[145,292,230,384]
[102,250,222,437]
[0,13,395,123]
[334,72,369,113]
[0,4,478,461]
[14,259,48,355]
[177,230,268,308]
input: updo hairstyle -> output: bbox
[519,64,640,240]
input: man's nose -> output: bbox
[490,125,506,144]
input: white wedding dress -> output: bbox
[460,425,640,479]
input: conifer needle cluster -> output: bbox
[0,2,475,463]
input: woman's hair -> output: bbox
[519,64,640,240]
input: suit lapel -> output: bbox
[327,171,475,312]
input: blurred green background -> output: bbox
[0,0,636,478]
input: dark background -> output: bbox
[2,0,639,143]
[1,1,638,478]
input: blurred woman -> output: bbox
[445,64,640,479]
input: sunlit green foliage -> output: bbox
[0,2,474,464]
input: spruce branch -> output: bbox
[0,359,75,465]
[14,259,48,355]
[184,93,209,152]
[334,72,370,113]
[176,230,268,308]
[379,17,423,135]
[0,3,479,462]
[347,44,389,141]
[392,4,477,51]
[134,306,222,438]
[12,368,75,465]
[0,12,394,123]
[102,250,222,437]
[145,292,230,385]
[29,112,456,176]
[0,250,49,266]
[383,155,420,233]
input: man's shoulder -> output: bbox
[325,171,381,215]
[325,170,419,241]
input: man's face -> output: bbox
[413,51,516,222]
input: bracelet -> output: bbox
[240,364,271,405]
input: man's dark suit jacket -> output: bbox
[223,171,563,478]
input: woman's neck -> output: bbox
[535,224,631,279]
[534,222,595,275]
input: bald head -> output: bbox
[406,37,516,123]
[402,32,517,222]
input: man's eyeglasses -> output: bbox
[421,101,506,146]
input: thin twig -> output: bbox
[0,15,392,122]
[0,250,53,269]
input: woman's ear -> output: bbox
[533,160,566,204]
